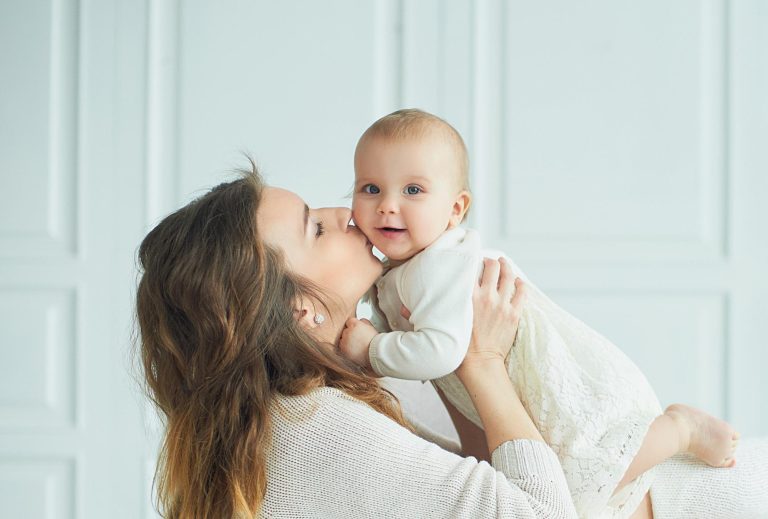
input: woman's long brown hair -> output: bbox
[136,163,411,519]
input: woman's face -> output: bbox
[257,187,383,313]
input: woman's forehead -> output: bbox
[259,187,307,243]
[262,187,305,218]
[264,186,302,205]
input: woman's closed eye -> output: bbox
[315,220,325,237]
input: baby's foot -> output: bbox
[665,403,740,467]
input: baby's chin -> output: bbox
[375,244,422,264]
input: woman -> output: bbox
[137,166,768,519]
[136,167,576,518]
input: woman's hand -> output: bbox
[456,257,526,381]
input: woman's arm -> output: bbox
[435,385,491,462]
[455,257,544,450]
[428,257,544,459]
[459,357,544,450]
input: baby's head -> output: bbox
[352,109,471,262]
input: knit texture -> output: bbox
[651,438,768,519]
[260,386,577,518]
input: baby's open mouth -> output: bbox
[376,227,407,240]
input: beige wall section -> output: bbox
[1,0,765,517]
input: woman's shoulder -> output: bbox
[269,386,394,426]
[271,385,361,408]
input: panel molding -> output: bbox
[372,0,403,115]
[145,0,180,229]
[489,0,728,263]
[0,457,75,519]
[0,287,77,430]
[400,0,473,136]
[469,0,504,235]
[0,0,80,259]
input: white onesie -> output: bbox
[368,226,664,518]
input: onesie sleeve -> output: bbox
[274,388,577,518]
[367,292,391,333]
[369,230,480,380]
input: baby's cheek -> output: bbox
[350,199,361,220]
[351,205,371,230]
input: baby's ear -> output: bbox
[448,190,472,228]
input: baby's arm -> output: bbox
[339,317,378,373]
[368,249,479,380]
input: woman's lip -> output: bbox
[348,224,373,247]
[353,228,372,247]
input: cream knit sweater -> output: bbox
[260,386,578,518]
[258,386,768,518]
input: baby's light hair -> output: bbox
[357,108,471,193]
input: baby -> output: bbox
[340,109,740,518]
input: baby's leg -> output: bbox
[615,404,739,491]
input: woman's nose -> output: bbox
[335,207,353,229]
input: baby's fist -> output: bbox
[339,318,378,372]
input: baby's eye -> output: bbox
[404,185,422,195]
[362,184,380,195]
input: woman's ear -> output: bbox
[448,190,472,229]
[293,298,324,330]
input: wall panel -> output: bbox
[0,459,75,519]
[498,0,726,263]
[0,0,79,258]
[0,288,76,429]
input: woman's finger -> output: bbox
[510,278,526,312]
[478,257,501,290]
[497,258,516,301]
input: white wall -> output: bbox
[1,1,766,517]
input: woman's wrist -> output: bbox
[455,354,507,385]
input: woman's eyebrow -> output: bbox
[303,204,309,234]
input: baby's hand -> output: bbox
[339,318,378,372]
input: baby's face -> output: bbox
[352,134,466,261]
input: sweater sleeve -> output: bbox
[369,237,479,381]
[265,388,577,518]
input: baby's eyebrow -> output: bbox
[404,175,432,185]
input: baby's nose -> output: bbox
[377,197,398,214]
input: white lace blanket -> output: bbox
[433,274,663,518]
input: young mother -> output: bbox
[137,166,767,519]
[136,167,575,518]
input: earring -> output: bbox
[313,313,325,325]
